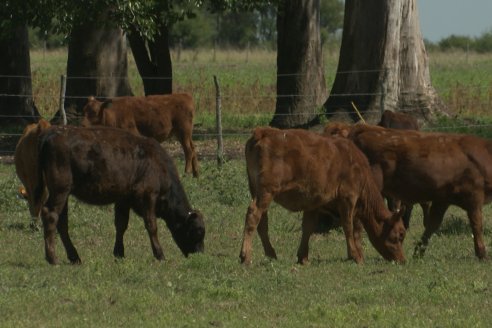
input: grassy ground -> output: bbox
[1,159,491,327]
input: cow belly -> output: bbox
[70,179,133,205]
[274,190,330,212]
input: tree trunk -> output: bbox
[128,25,173,95]
[0,25,40,126]
[53,22,133,124]
[323,0,444,123]
[270,0,327,128]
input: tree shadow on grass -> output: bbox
[437,215,491,236]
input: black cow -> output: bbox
[34,125,205,265]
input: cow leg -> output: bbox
[296,210,318,264]
[56,201,81,264]
[240,195,273,265]
[414,202,449,258]
[142,194,164,261]
[466,207,488,260]
[41,195,69,265]
[257,211,277,260]
[353,218,365,262]
[113,202,130,258]
[190,140,199,178]
[177,131,199,178]
[339,201,363,263]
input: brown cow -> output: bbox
[81,93,199,177]
[324,122,492,260]
[14,119,51,225]
[377,110,419,130]
[33,125,205,265]
[239,127,406,265]
[377,110,421,229]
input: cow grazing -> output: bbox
[14,119,51,225]
[377,110,421,229]
[324,122,492,260]
[377,110,419,130]
[240,127,406,265]
[81,93,199,177]
[32,125,205,265]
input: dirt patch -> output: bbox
[0,136,247,165]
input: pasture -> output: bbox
[1,158,492,327]
[1,48,492,326]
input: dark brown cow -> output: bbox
[377,110,421,228]
[377,110,419,130]
[240,127,406,265]
[33,125,205,265]
[81,93,199,177]
[324,122,492,260]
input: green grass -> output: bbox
[1,160,492,327]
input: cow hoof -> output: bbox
[413,243,427,258]
[239,254,252,265]
[297,258,309,265]
[46,257,59,265]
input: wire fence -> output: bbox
[1,69,492,159]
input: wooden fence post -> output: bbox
[59,75,67,125]
[213,75,224,166]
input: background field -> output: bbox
[1,49,492,327]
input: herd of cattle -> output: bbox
[13,93,492,265]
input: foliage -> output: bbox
[22,1,345,50]
[320,0,344,46]
[436,29,492,53]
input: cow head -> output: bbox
[169,211,205,257]
[376,212,406,263]
[81,96,104,127]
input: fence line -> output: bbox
[1,69,491,159]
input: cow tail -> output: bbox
[244,131,262,199]
[32,135,49,218]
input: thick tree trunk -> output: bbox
[323,0,444,123]
[53,22,133,124]
[128,25,173,95]
[270,0,327,128]
[0,25,40,126]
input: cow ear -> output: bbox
[88,96,95,102]
[37,119,51,131]
[391,209,404,224]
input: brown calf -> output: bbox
[377,110,421,228]
[240,127,406,265]
[34,126,205,264]
[82,93,199,177]
[324,122,492,260]
[377,110,419,130]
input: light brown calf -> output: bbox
[82,93,199,177]
[240,127,406,265]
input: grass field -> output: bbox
[1,158,492,327]
[1,48,492,327]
